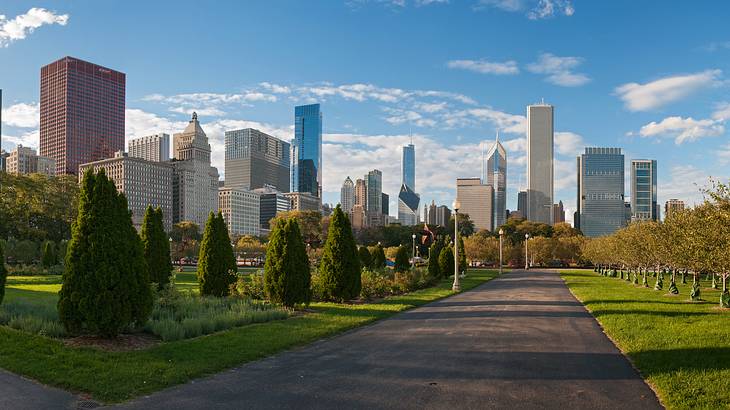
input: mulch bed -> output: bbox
[63,333,160,352]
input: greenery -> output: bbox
[0,245,5,305]
[41,241,56,268]
[457,234,467,273]
[358,246,373,270]
[562,270,730,409]
[318,206,361,302]
[58,169,153,337]
[270,210,323,247]
[141,207,173,290]
[428,236,445,278]
[371,243,386,269]
[394,245,410,273]
[170,221,201,261]
[438,245,455,277]
[197,212,237,297]
[264,217,311,307]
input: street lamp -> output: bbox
[524,233,530,270]
[452,199,461,291]
[498,228,504,275]
[411,234,417,271]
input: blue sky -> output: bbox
[2,0,730,223]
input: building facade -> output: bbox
[284,192,321,212]
[526,103,554,225]
[225,128,290,192]
[398,183,420,226]
[517,190,527,218]
[402,143,415,191]
[665,199,685,219]
[350,204,366,230]
[631,159,658,222]
[340,176,355,213]
[40,56,125,175]
[219,188,260,237]
[552,201,565,224]
[577,148,625,237]
[485,135,507,229]
[253,186,291,230]
[456,178,494,232]
[6,145,56,176]
[79,152,173,232]
[366,169,383,226]
[381,192,389,218]
[128,134,170,162]
[425,200,451,227]
[291,104,322,198]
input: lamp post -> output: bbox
[498,228,504,275]
[169,237,174,265]
[524,233,530,270]
[452,200,461,291]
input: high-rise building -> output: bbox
[171,113,220,227]
[456,178,494,231]
[382,192,390,217]
[526,102,554,224]
[128,134,170,162]
[253,186,290,231]
[402,143,415,191]
[225,128,290,192]
[6,145,56,176]
[577,148,626,237]
[79,152,174,232]
[553,201,566,224]
[665,199,685,219]
[292,104,322,198]
[40,57,125,175]
[340,176,355,213]
[350,204,366,230]
[284,192,321,212]
[354,178,367,210]
[517,190,527,218]
[485,134,507,229]
[631,159,658,222]
[219,187,260,237]
[426,201,438,225]
[366,169,383,226]
[426,201,452,227]
[398,183,420,226]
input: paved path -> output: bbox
[114,270,662,409]
[0,369,77,410]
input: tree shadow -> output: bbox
[431,300,583,307]
[590,309,709,317]
[630,347,730,375]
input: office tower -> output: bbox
[517,191,527,218]
[171,113,220,227]
[435,205,451,227]
[253,186,290,230]
[382,192,390,218]
[485,134,507,229]
[426,201,437,225]
[40,57,125,175]
[350,204,366,230]
[340,176,355,213]
[665,199,685,219]
[225,128,290,191]
[128,134,170,162]
[284,192,321,211]
[366,170,384,226]
[456,178,494,231]
[6,145,56,176]
[292,104,322,197]
[402,142,415,191]
[398,183,420,226]
[576,148,625,237]
[526,102,554,224]
[79,152,173,232]
[552,201,566,224]
[218,188,260,237]
[631,159,658,222]
[354,178,367,209]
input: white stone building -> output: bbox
[219,187,261,237]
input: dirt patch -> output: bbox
[64,333,160,352]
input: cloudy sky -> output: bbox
[2,1,729,223]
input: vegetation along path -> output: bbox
[115,270,661,409]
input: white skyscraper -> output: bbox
[128,133,170,162]
[484,133,507,230]
[340,176,355,213]
[526,102,554,225]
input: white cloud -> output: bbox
[1,102,40,128]
[659,165,718,207]
[554,131,583,156]
[476,0,574,19]
[1,129,39,149]
[259,82,291,94]
[169,106,226,117]
[383,108,437,128]
[711,102,730,121]
[614,70,722,112]
[446,59,519,75]
[527,53,590,87]
[0,7,68,47]
[717,143,730,165]
[443,108,526,133]
[636,116,724,144]
[703,41,730,52]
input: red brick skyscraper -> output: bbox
[40,56,125,175]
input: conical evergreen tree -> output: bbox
[439,245,455,277]
[197,212,237,296]
[141,206,173,290]
[358,246,373,270]
[264,218,311,307]
[372,244,386,269]
[58,169,153,337]
[394,245,410,273]
[41,241,56,268]
[319,205,361,301]
[428,237,445,278]
[0,244,7,305]
[457,234,467,274]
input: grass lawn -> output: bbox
[0,269,497,403]
[561,269,730,410]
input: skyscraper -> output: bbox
[366,169,383,226]
[6,145,55,176]
[398,183,420,226]
[355,178,367,210]
[485,134,507,229]
[577,148,625,237]
[517,191,527,218]
[128,134,170,162]
[292,104,322,198]
[665,199,685,219]
[631,159,658,222]
[40,56,125,175]
[381,192,390,218]
[225,128,290,191]
[340,176,355,213]
[456,178,494,231]
[552,201,565,224]
[402,143,415,191]
[526,102,554,225]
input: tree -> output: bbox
[0,243,6,305]
[141,206,173,290]
[428,236,445,278]
[447,213,475,238]
[394,245,410,273]
[264,217,311,307]
[58,169,153,337]
[371,243,386,269]
[41,240,56,268]
[319,206,361,301]
[271,210,323,247]
[439,246,455,277]
[358,246,373,270]
[197,212,237,296]
[457,234,467,273]
[57,240,68,267]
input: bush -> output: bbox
[371,244,386,269]
[41,241,56,268]
[360,269,391,299]
[234,271,266,300]
[358,246,373,270]
[142,207,173,290]
[197,212,237,297]
[319,206,361,302]
[428,237,445,279]
[394,245,410,273]
[0,245,6,305]
[458,235,467,274]
[264,217,311,307]
[439,246,455,277]
[0,300,66,338]
[6,264,63,276]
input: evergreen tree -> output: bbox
[197,212,237,296]
[141,206,173,290]
[0,244,6,305]
[58,169,153,337]
[57,240,68,266]
[394,245,410,273]
[41,241,56,268]
[457,234,467,274]
[319,205,361,301]
[372,244,386,269]
[264,218,311,307]
[439,245,455,277]
[428,237,445,278]
[358,246,373,270]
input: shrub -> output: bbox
[439,246,455,277]
[394,245,410,273]
[58,169,153,337]
[458,235,467,274]
[0,300,66,338]
[197,212,237,297]
[319,206,361,302]
[142,206,173,290]
[0,245,6,305]
[41,241,56,268]
[264,218,311,307]
[234,271,266,300]
[360,269,391,299]
[428,237,445,278]
[371,244,386,269]
[358,246,373,270]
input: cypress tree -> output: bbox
[372,244,386,269]
[0,244,6,305]
[439,246,455,278]
[458,234,467,274]
[319,205,361,302]
[428,237,445,278]
[394,245,410,273]
[141,206,173,290]
[41,241,56,268]
[197,212,237,296]
[57,240,68,266]
[58,169,153,337]
[358,246,373,270]
[264,218,311,307]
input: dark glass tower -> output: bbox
[292,104,322,197]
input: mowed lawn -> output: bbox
[0,269,498,403]
[561,270,730,410]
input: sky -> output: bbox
[2,0,730,224]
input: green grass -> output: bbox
[0,270,497,403]
[561,269,730,410]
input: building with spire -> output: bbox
[340,176,355,213]
[484,132,507,230]
[398,140,420,225]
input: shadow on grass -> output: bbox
[631,347,730,375]
[586,299,715,306]
[432,300,583,307]
[590,309,710,318]
[4,287,59,304]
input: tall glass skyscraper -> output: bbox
[292,104,322,197]
[402,143,415,191]
[484,135,507,229]
[577,148,626,237]
[631,159,658,221]
[526,103,554,225]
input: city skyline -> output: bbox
[2,2,729,223]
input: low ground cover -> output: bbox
[561,269,730,410]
